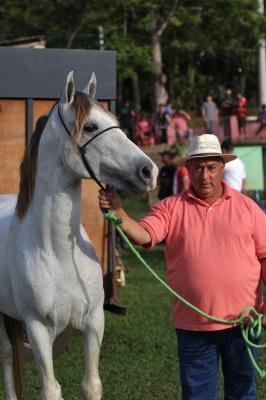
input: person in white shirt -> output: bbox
[221,139,246,193]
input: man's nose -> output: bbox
[201,167,210,179]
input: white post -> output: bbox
[98,26,104,51]
[258,0,266,105]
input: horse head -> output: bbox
[56,71,158,195]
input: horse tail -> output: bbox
[4,315,25,399]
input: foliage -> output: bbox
[1,0,266,111]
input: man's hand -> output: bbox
[98,187,152,246]
[98,187,122,212]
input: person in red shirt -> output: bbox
[98,134,266,400]
[235,93,247,138]
[135,113,155,146]
[172,165,189,194]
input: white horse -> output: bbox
[0,72,158,400]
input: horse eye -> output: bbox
[84,124,98,133]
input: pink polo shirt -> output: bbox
[139,183,266,331]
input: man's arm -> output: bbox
[98,188,152,246]
[260,258,266,327]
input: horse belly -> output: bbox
[0,212,21,319]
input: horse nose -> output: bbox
[138,162,152,184]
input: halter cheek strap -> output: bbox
[57,105,120,191]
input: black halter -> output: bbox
[57,105,120,191]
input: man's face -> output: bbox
[187,157,224,200]
[161,154,173,165]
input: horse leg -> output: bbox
[81,307,104,400]
[26,319,63,400]
[0,313,18,400]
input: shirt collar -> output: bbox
[185,181,232,206]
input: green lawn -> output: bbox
[0,195,265,399]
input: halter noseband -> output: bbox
[57,105,120,191]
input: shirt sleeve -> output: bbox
[139,197,176,248]
[242,163,247,179]
[252,202,266,259]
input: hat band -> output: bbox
[188,152,222,158]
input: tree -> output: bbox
[1,0,266,113]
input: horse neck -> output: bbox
[25,128,82,252]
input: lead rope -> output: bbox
[56,104,266,376]
[103,210,266,378]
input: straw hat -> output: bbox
[174,134,236,167]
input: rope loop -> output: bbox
[238,307,263,339]
[103,210,123,226]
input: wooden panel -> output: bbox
[100,101,108,110]
[33,99,56,126]
[0,99,25,194]
[33,100,108,126]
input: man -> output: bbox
[235,93,247,138]
[158,150,177,200]
[99,134,266,400]
[221,139,247,193]
[172,162,190,195]
[201,94,218,134]
[255,104,266,138]
[222,89,235,138]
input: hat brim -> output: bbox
[174,153,237,167]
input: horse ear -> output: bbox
[83,72,97,98]
[63,71,75,106]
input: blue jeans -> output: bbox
[176,327,257,400]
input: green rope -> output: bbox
[104,210,266,378]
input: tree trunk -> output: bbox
[239,72,246,95]
[151,29,169,114]
[132,74,141,113]
[152,32,162,113]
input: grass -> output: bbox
[0,195,265,399]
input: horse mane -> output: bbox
[15,91,92,220]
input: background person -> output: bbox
[173,109,192,144]
[172,162,190,195]
[165,107,177,145]
[135,112,155,146]
[221,89,234,139]
[255,104,266,138]
[158,149,177,200]
[221,139,247,193]
[235,93,247,138]
[201,94,218,134]
[99,134,266,400]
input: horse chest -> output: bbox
[51,288,90,330]
[51,264,103,330]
